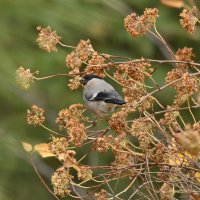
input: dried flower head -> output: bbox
[56,104,87,146]
[27,105,45,126]
[85,52,106,77]
[109,111,128,134]
[36,26,61,52]
[68,75,81,90]
[160,183,174,200]
[66,51,82,69]
[131,118,153,150]
[16,66,34,90]
[51,167,71,197]
[180,8,198,33]
[176,125,200,156]
[160,106,179,125]
[92,135,113,152]
[148,144,165,163]
[77,166,93,181]
[48,136,69,156]
[175,47,195,69]
[95,189,109,200]
[75,39,94,62]
[124,8,159,38]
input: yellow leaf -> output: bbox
[34,143,55,158]
[21,142,33,152]
[160,0,183,8]
[168,152,196,165]
[194,172,200,183]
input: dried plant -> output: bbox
[18,3,200,200]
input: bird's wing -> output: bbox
[88,90,126,105]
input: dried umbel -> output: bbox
[16,66,34,90]
[55,104,87,146]
[75,39,94,62]
[124,8,159,38]
[109,110,128,134]
[66,51,82,69]
[176,125,200,156]
[131,118,153,150]
[180,8,198,33]
[85,51,106,77]
[48,136,69,156]
[160,182,174,200]
[27,105,45,126]
[51,167,71,197]
[95,189,109,200]
[160,106,179,125]
[92,135,113,152]
[77,166,93,181]
[36,26,61,52]
[68,75,81,90]
[175,47,196,69]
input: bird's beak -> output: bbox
[80,77,87,85]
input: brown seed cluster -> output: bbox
[16,66,34,90]
[176,125,200,156]
[147,144,165,163]
[114,59,152,106]
[131,118,153,150]
[66,40,95,90]
[55,104,87,146]
[48,136,69,156]
[166,47,197,106]
[27,105,45,126]
[160,183,174,200]
[77,166,93,181]
[180,8,198,33]
[124,8,159,38]
[92,135,113,152]
[85,51,106,77]
[94,189,109,200]
[51,167,71,197]
[160,106,179,125]
[112,135,135,168]
[36,26,61,52]
[109,110,128,134]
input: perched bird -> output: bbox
[80,75,126,118]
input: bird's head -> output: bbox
[80,74,102,85]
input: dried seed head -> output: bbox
[55,104,87,146]
[95,189,109,200]
[175,47,195,69]
[51,167,71,197]
[77,166,93,181]
[124,8,159,38]
[92,135,113,152]
[180,8,198,33]
[109,111,128,134]
[85,52,106,77]
[48,136,69,156]
[160,183,174,200]
[36,26,61,52]
[75,39,94,62]
[27,105,45,126]
[16,66,34,90]
[66,51,82,69]
[176,125,200,156]
[68,75,81,90]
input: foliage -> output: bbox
[1,1,199,199]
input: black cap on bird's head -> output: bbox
[80,74,102,85]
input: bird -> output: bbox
[80,74,126,119]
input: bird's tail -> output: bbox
[105,99,126,105]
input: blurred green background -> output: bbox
[1,0,200,199]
